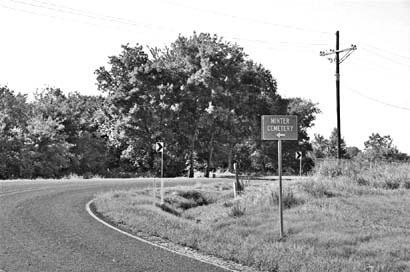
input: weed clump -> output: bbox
[178,190,210,206]
[229,202,246,217]
[314,159,410,191]
[270,188,304,208]
[300,179,336,198]
[156,202,181,216]
[158,190,216,216]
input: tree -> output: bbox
[95,32,322,177]
[25,114,73,178]
[284,98,321,172]
[63,92,110,176]
[23,88,111,178]
[0,85,31,179]
[311,128,347,159]
[329,127,347,158]
[363,133,408,161]
[346,146,361,159]
[96,44,177,176]
[25,88,74,178]
[95,34,286,177]
[311,133,330,159]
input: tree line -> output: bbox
[1,32,322,179]
[312,128,409,162]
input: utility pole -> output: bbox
[320,31,357,159]
[335,31,341,160]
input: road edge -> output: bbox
[86,199,245,272]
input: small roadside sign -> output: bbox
[296,151,302,176]
[260,115,298,239]
[154,142,165,204]
[261,115,298,141]
[295,151,302,159]
[155,142,164,153]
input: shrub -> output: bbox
[178,190,210,206]
[315,159,364,179]
[383,177,401,190]
[300,179,335,198]
[270,188,304,208]
[356,176,369,186]
[229,202,246,217]
[402,179,410,189]
[315,160,344,178]
[315,159,410,191]
[156,202,181,216]
[163,190,215,212]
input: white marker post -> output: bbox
[261,115,298,239]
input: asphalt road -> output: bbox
[0,179,229,272]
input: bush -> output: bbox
[315,159,363,179]
[356,176,369,186]
[229,202,246,217]
[270,188,304,208]
[383,177,401,190]
[161,190,217,216]
[300,179,335,198]
[156,202,181,216]
[178,190,210,206]
[315,159,410,191]
[315,160,343,178]
[402,179,410,189]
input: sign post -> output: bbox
[277,139,283,237]
[261,115,298,239]
[156,142,164,204]
[296,151,302,176]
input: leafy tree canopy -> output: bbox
[363,133,408,161]
[95,32,320,176]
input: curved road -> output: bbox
[0,179,228,272]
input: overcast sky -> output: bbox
[1,0,409,153]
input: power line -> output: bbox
[3,0,333,41]
[228,36,326,54]
[345,85,410,111]
[362,45,410,68]
[361,42,410,60]
[1,0,329,53]
[2,0,176,32]
[351,57,410,81]
[162,0,332,35]
[0,1,115,29]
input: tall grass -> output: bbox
[94,167,410,272]
[314,159,410,190]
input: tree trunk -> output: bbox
[228,143,233,173]
[205,130,215,178]
[189,133,196,178]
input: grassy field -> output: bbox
[93,161,410,272]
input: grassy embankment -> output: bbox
[93,161,410,272]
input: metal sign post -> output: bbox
[278,140,284,238]
[161,147,164,204]
[155,142,164,204]
[152,177,156,206]
[261,115,298,239]
[296,151,302,176]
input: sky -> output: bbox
[1,0,409,153]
